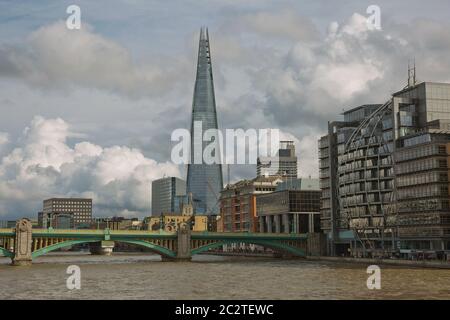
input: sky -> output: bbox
[0,0,450,219]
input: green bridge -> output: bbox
[0,219,315,265]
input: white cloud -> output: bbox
[0,116,181,219]
[0,133,8,145]
[0,21,191,98]
[0,132,9,158]
[239,10,320,41]
[2,7,450,211]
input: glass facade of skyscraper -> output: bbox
[152,177,186,215]
[186,28,223,215]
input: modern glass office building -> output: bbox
[256,178,321,234]
[152,177,186,215]
[186,28,223,215]
[320,81,450,257]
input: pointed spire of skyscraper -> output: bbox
[186,28,223,215]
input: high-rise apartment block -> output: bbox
[319,82,450,257]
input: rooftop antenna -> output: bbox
[407,58,417,88]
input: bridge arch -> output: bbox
[31,239,176,259]
[191,239,306,257]
[0,247,14,258]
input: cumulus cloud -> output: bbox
[238,10,320,42]
[0,133,8,146]
[0,116,181,219]
[253,13,450,129]
[0,21,191,98]
[2,6,450,209]
[215,11,450,181]
[0,132,9,157]
[252,13,385,126]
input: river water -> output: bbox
[0,253,448,299]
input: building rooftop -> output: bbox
[341,104,382,116]
[392,81,450,96]
[44,198,92,202]
[276,178,320,191]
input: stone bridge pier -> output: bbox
[162,222,192,262]
[89,241,115,256]
[12,219,32,266]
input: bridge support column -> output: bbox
[274,215,281,233]
[259,216,265,233]
[12,219,32,266]
[266,216,273,233]
[307,233,327,256]
[282,214,289,233]
[89,241,115,256]
[175,222,191,261]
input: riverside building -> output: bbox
[319,80,450,258]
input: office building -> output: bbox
[219,175,283,232]
[39,211,74,229]
[319,104,385,256]
[43,198,92,226]
[186,28,223,215]
[319,80,450,257]
[256,178,321,234]
[151,177,186,215]
[257,140,298,179]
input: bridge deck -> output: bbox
[0,228,308,240]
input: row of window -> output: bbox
[343,205,395,220]
[319,159,329,169]
[320,209,331,218]
[320,199,331,209]
[320,178,330,189]
[398,226,450,237]
[339,168,394,184]
[397,184,449,200]
[397,172,448,187]
[395,157,447,175]
[397,199,449,213]
[395,144,447,162]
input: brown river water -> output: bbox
[0,253,449,299]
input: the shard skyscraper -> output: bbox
[186,27,223,215]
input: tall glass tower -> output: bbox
[186,27,223,215]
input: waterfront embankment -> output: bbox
[306,256,450,269]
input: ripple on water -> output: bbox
[0,253,449,299]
